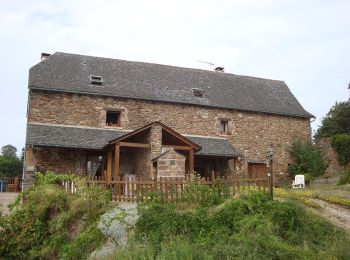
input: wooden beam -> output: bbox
[107,151,112,184]
[25,146,33,167]
[119,142,150,148]
[101,155,105,181]
[114,144,120,181]
[162,145,192,150]
[189,148,194,174]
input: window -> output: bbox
[170,160,176,165]
[219,120,228,134]
[90,75,103,85]
[106,111,121,127]
[192,88,204,97]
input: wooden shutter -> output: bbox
[120,110,125,126]
[216,120,222,134]
[227,121,234,135]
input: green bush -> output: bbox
[338,169,350,185]
[0,173,111,259]
[332,134,350,165]
[133,192,350,259]
[288,139,327,178]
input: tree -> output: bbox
[0,145,23,177]
[314,101,350,139]
[1,145,17,158]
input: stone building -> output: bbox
[23,52,313,189]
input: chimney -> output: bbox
[215,67,225,73]
[41,53,51,60]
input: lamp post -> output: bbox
[268,145,274,199]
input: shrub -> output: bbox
[0,173,111,259]
[134,192,350,259]
[332,134,350,165]
[288,139,327,178]
[338,169,350,185]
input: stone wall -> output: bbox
[28,90,311,178]
[33,147,87,176]
[316,137,350,174]
[156,149,186,178]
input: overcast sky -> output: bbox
[0,0,349,154]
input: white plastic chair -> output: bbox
[292,175,305,188]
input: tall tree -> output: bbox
[1,144,17,158]
[314,101,350,139]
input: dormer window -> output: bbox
[192,88,204,97]
[106,111,121,127]
[90,75,103,85]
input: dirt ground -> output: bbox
[0,192,19,215]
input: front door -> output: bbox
[248,163,267,179]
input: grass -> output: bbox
[275,185,350,208]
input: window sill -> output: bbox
[104,126,123,129]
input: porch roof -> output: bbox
[185,135,242,158]
[26,123,242,157]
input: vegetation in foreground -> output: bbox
[0,172,111,259]
[1,174,350,259]
[113,183,350,259]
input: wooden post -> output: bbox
[114,144,120,180]
[26,146,33,166]
[101,155,105,181]
[189,148,194,174]
[107,151,112,184]
[114,144,120,198]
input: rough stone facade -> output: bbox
[316,138,350,174]
[154,149,186,178]
[33,147,87,176]
[27,90,311,179]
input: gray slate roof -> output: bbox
[26,124,128,150]
[29,52,313,118]
[26,123,241,157]
[185,135,242,157]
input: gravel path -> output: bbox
[308,198,350,235]
[0,192,19,216]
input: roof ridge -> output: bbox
[54,51,284,83]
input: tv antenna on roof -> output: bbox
[198,60,215,67]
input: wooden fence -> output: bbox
[0,176,22,192]
[85,176,268,203]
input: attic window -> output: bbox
[192,88,204,97]
[106,111,121,127]
[90,75,103,85]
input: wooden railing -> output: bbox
[85,176,268,203]
[0,176,22,192]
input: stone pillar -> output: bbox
[23,146,35,191]
[150,124,162,159]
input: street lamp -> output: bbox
[267,145,274,198]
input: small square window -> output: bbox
[219,120,228,134]
[170,160,176,165]
[106,111,121,127]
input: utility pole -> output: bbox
[267,145,274,198]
